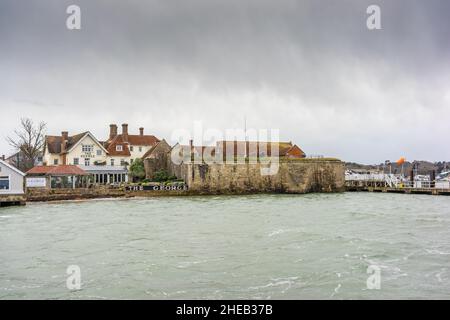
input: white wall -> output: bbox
[0,161,25,195]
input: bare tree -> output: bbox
[6,118,46,172]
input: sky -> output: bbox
[1,0,449,164]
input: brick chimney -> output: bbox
[109,124,118,140]
[61,131,69,165]
[1,155,5,161]
[139,127,144,136]
[122,123,129,142]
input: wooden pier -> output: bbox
[345,181,450,196]
[346,186,450,196]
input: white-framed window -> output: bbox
[116,145,123,152]
[120,159,125,166]
[84,158,90,166]
[54,159,59,165]
[130,159,134,164]
[73,158,79,165]
[82,145,94,152]
[130,146,134,152]
[97,150,102,156]
[111,159,115,166]
[0,176,10,190]
[139,146,142,152]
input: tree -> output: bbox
[6,118,46,172]
[129,158,146,182]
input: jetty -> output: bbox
[345,170,450,196]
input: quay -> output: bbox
[345,170,450,196]
[346,185,450,196]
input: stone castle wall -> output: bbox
[170,159,345,194]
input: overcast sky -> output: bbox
[1,0,449,163]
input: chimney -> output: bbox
[109,124,118,140]
[1,155,5,161]
[139,127,144,136]
[61,132,68,152]
[61,131,69,165]
[189,139,193,160]
[122,123,129,142]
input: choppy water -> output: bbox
[1,193,450,300]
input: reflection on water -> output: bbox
[1,193,450,299]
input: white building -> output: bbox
[0,159,25,196]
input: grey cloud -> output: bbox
[0,0,449,162]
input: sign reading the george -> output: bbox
[26,177,47,188]
[126,184,188,192]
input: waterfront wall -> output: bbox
[171,159,345,194]
[0,194,26,207]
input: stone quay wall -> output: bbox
[171,159,345,194]
[0,194,26,207]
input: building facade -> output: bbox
[0,159,25,195]
[103,124,160,166]
[43,131,109,167]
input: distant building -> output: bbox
[170,140,306,163]
[4,151,43,171]
[216,141,306,159]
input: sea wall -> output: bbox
[0,194,26,207]
[172,159,345,194]
[25,187,191,202]
[26,187,126,202]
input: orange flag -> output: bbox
[396,157,406,165]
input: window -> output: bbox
[130,159,134,164]
[111,159,115,166]
[130,146,134,152]
[97,150,102,156]
[116,145,123,152]
[53,159,59,165]
[139,147,142,152]
[82,145,94,152]
[0,176,9,190]
[120,159,125,166]
[84,158,90,166]
[73,158,79,165]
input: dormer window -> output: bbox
[116,145,123,152]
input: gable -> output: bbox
[0,160,26,176]
[67,132,109,154]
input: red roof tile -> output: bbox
[104,134,160,156]
[27,165,88,176]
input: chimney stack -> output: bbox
[109,124,118,140]
[1,155,5,161]
[61,131,69,165]
[61,132,68,152]
[122,123,129,142]
[139,127,144,136]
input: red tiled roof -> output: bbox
[26,165,88,176]
[104,134,160,156]
[216,141,305,157]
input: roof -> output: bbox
[45,132,88,154]
[141,139,171,159]
[26,165,88,176]
[0,159,26,176]
[104,134,160,156]
[216,141,305,157]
